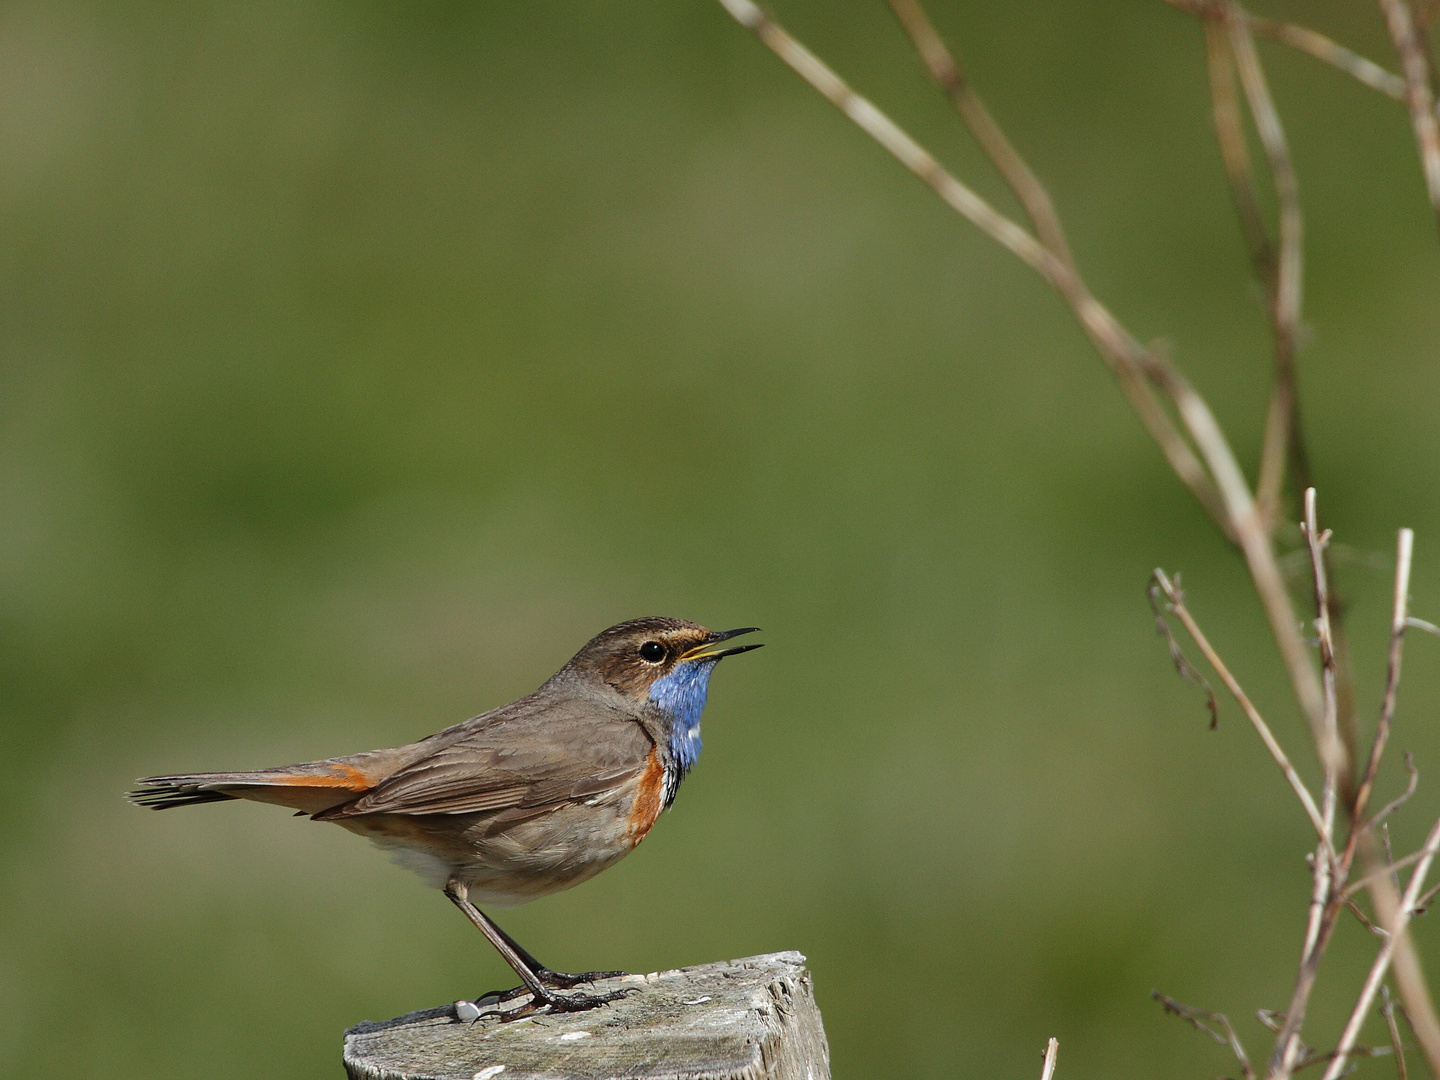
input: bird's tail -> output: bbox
[128,761,381,815]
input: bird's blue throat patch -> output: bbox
[647,659,719,779]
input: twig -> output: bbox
[1323,810,1440,1080]
[1149,577,1219,728]
[885,0,1074,269]
[1162,1,1407,101]
[1350,530,1415,832]
[1383,986,1409,1080]
[1344,897,1387,938]
[1405,617,1440,637]
[1151,569,1328,843]
[1377,0,1440,233]
[1413,879,1440,915]
[1154,991,1256,1080]
[710,0,1237,539]
[1248,18,1407,100]
[1342,848,1432,903]
[1268,492,1344,1080]
[1041,1037,1059,1080]
[1201,13,1275,302]
[1301,489,1340,832]
[1362,752,1419,835]
[1296,1045,1392,1071]
[1224,7,1308,530]
[714,0,1332,762]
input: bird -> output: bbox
[128,617,762,1018]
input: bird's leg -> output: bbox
[443,879,634,1020]
[485,914,628,993]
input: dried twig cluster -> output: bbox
[709,1,1440,1078]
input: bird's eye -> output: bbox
[639,641,666,663]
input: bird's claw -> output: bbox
[537,967,630,989]
[488,969,630,1004]
[473,984,636,1022]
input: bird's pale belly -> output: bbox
[336,750,669,907]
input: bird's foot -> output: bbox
[470,984,636,1022]
[485,968,630,1004]
[537,967,629,990]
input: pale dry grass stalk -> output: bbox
[1222,5,1309,530]
[1377,0,1440,231]
[1163,0,1407,100]
[1150,569,1327,844]
[1040,1037,1059,1080]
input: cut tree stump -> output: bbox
[343,951,829,1080]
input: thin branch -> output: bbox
[714,0,1331,758]
[1405,616,1440,637]
[1322,811,1440,1080]
[1162,0,1407,101]
[1345,897,1388,938]
[1151,569,1328,843]
[713,0,1238,537]
[1362,752,1419,835]
[1271,846,1342,1080]
[1201,13,1276,294]
[1343,848,1432,903]
[1413,879,1440,916]
[1154,991,1256,1080]
[1377,0,1440,233]
[1041,1037,1059,1080]
[1267,492,1344,1080]
[1149,577,1219,728]
[1382,986,1410,1080]
[1225,6,1308,530]
[1350,529,1415,831]
[1168,1,1407,98]
[1296,1045,1392,1071]
[885,0,1074,268]
[1301,490,1341,832]
[1248,18,1407,100]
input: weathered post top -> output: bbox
[344,951,828,1080]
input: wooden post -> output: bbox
[344,951,829,1080]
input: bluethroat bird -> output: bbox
[129,617,761,1018]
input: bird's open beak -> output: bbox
[679,627,763,662]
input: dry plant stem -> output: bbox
[1344,847,1431,903]
[885,0,1074,268]
[1338,528,1440,1076]
[1202,16,1275,281]
[1351,530,1415,831]
[1378,0,1440,230]
[1154,991,1256,1080]
[1225,8,1309,529]
[1301,490,1339,835]
[1248,17,1407,99]
[707,0,1238,538]
[1363,752,1419,835]
[712,0,1334,759]
[1151,569,1327,842]
[1384,986,1410,1080]
[1270,494,1353,1080]
[1323,813,1440,1080]
[1162,0,1407,100]
[1040,1038,1059,1080]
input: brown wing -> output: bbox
[315,693,654,819]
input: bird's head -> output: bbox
[562,617,762,773]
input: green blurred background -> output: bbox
[2,1,1439,1077]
